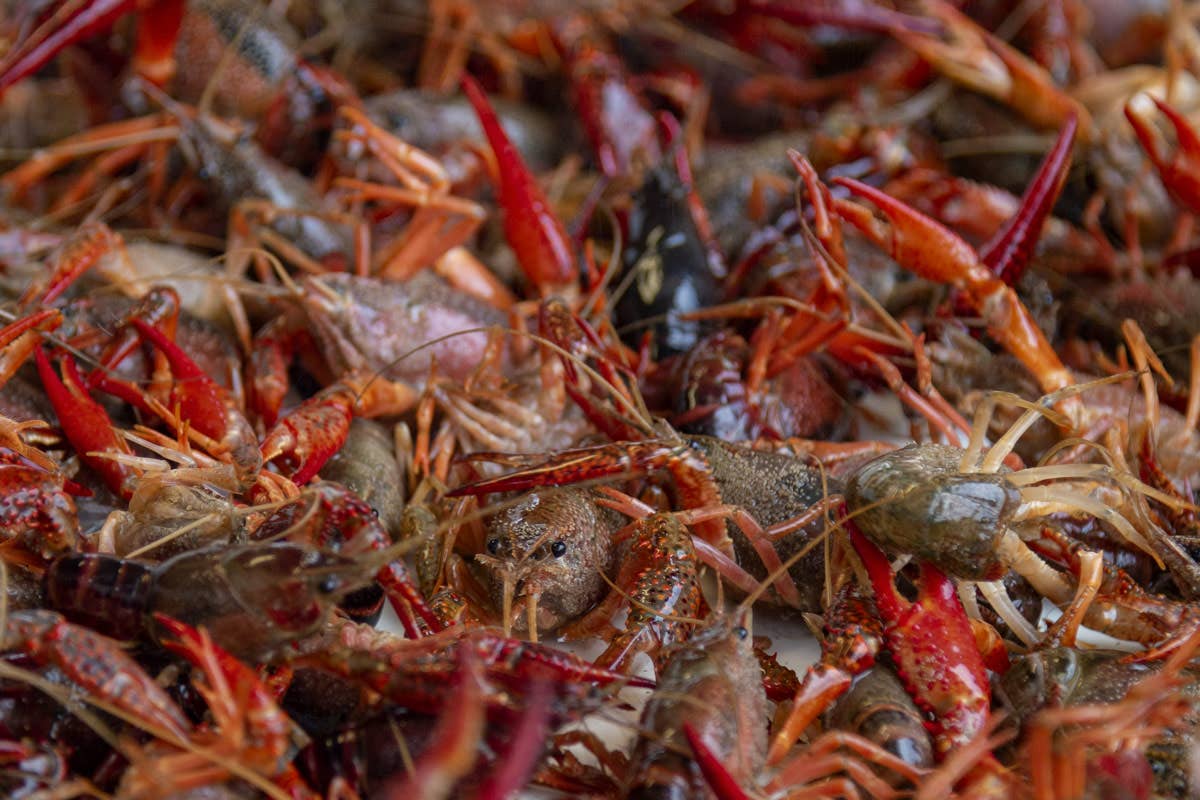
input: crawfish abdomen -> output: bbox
[827,665,935,777]
[845,443,1020,581]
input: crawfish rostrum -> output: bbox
[3,0,1200,797]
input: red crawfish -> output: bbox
[560,512,705,674]
[117,614,308,799]
[3,609,190,741]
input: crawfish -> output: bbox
[93,467,244,558]
[1001,646,1200,798]
[249,271,508,426]
[117,615,306,800]
[843,428,1200,641]
[624,613,767,798]
[3,610,190,741]
[170,0,360,163]
[565,512,704,673]
[453,430,846,613]
[252,481,439,636]
[43,542,374,661]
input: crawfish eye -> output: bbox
[486,537,501,555]
[734,626,749,640]
[551,540,567,558]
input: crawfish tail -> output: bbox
[43,553,153,641]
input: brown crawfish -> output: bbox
[624,613,767,799]
[43,541,372,661]
[453,432,841,613]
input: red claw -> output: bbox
[0,0,136,95]
[34,346,138,500]
[461,75,576,296]
[109,319,262,487]
[0,308,61,386]
[683,723,754,800]
[833,176,1078,421]
[130,0,187,86]
[766,582,882,765]
[0,0,185,96]
[0,308,61,349]
[848,521,990,756]
[259,385,356,485]
[129,319,230,441]
[833,177,987,295]
[980,113,1077,285]
[1126,95,1200,216]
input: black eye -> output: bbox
[734,626,749,640]
[487,537,501,555]
[319,576,340,594]
[551,540,567,558]
[371,508,380,518]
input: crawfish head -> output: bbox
[475,488,618,634]
[297,272,507,385]
[147,542,372,661]
[223,543,369,629]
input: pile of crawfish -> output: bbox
[7,0,1200,797]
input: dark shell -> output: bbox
[846,443,1019,581]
